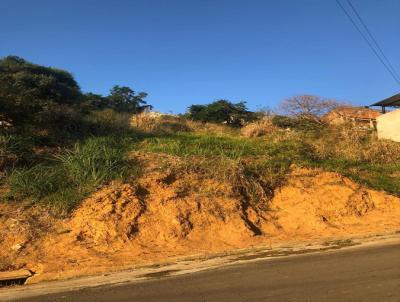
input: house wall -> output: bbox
[376,109,400,142]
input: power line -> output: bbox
[335,0,400,86]
[345,0,400,82]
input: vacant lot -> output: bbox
[1,113,400,283]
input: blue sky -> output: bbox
[1,0,399,113]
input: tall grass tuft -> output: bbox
[8,136,136,213]
[56,136,130,185]
[0,132,34,171]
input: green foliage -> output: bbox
[108,85,150,113]
[0,56,151,144]
[80,93,110,111]
[56,136,132,185]
[42,108,134,144]
[0,132,34,170]
[306,159,400,196]
[139,134,265,159]
[7,136,137,213]
[1,55,399,216]
[0,56,81,125]
[187,100,256,126]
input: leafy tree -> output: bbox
[187,100,256,126]
[107,85,150,113]
[0,56,81,125]
[80,93,109,111]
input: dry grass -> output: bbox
[186,120,238,136]
[132,112,238,136]
[153,154,288,209]
[4,111,400,213]
[311,126,400,164]
[240,118,277,138]
[131,113,192,134]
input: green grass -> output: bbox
[138,134,264,158]
[137,133,307,207]
[7,136,138,213]
[138,131,400,198]
[0,132,34,170]
[3,118,400,214]
[306,159,400,196]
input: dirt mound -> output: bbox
[69,171,258,253]
[268,167,399,237]
[0,203,57,271]
[1,165,400,283]
[70,185,146,248]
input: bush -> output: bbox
[187,100,256,126]
[0,56,81,128]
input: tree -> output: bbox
[280,95,340,119]
[81,93,109,111]
[187,100,256,126]
[0,56,81,125]
[107,85,150,113]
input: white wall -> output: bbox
[377,109,400,142]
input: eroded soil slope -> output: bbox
[1,161,400,283]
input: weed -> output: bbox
[7,136,138,213]
[0,132,34,170]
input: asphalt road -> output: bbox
[13,243,400,302]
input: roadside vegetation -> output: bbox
[1,56,400,215]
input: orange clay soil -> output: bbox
[1,162,400,283]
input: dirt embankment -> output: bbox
[1,160,400,283]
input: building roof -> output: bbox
[370,93,400,107]
[324,106,381,121]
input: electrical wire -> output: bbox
[346,0,400,82]
[335,0,400,86]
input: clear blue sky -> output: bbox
[1,0,399,113]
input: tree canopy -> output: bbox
[0,56,82,124]
[0,56,152,128]
[107,85,151,113]
[187,100,256,126]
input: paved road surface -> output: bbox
[12,243,400,302]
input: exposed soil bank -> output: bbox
[1,164,400,283]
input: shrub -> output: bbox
[187,100,256,126]
[0,56,81,128]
